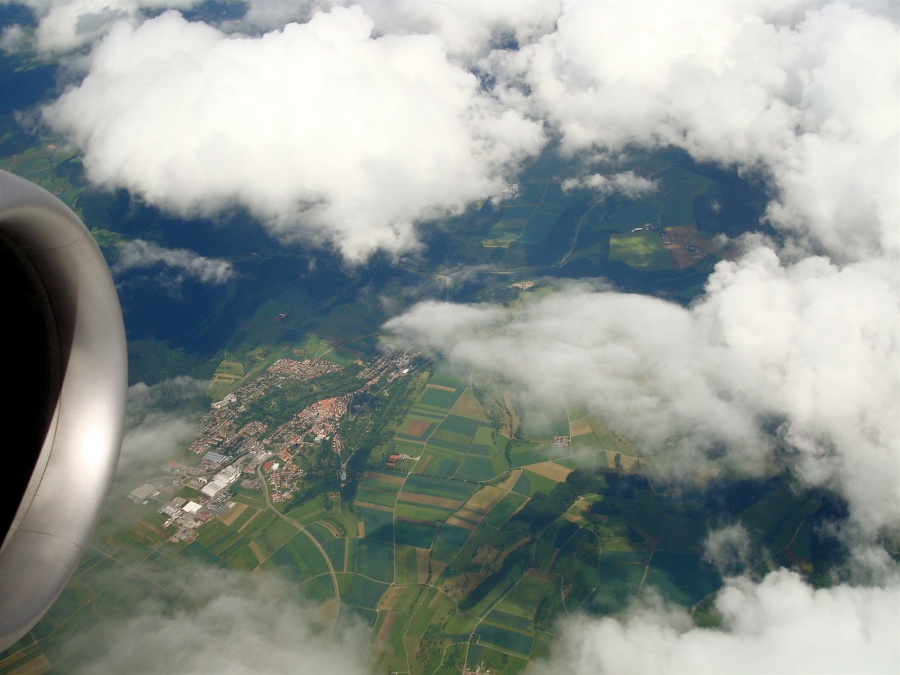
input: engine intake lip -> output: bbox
[0,170,127,651]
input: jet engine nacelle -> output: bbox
[0,170,126,651]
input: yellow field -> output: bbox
[354,500,394,513]
[570,417,593,437]
[451,393,486,418]
[562,500,591,525]
[525,461,573,482]
[445,516,477,531]
[497,469,522,491]
[398,493,463,510]
[426,384,456,392]
[362,471,406,486]
[461,485,507,515]
[248,541,266,565]
[219,502,248,527]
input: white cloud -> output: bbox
[534,570,900,675]
[117,376,208,477]
[489,2,899,261]
[236,0,561,59]
[704,524,753,576]
[387,248,900,537]
[114,239,234,284]
[42,6,544,261]
[561,171,658,199]
[63,564,370,674]
[0,24,28,53]
[10,0,200,53]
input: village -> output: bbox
[127,349,415,543]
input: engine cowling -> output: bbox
[0,170,127,651]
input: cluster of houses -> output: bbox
[128,350,418,540]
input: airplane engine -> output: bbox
[0,171,127,651]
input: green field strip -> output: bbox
[225,505,259,531]
[349,538,394,583]
[195,520,244,556]
[438,415,485,436]
[402,474,479,501]
[393,545,419,584]
[586,551,648,614]
[393,434,429,444]
[405,587,439,636]
[417,456,460,479]
[511,470,559,497]
[355,486,401,509]
[473,425,495,444]
[222,545,261,571]
[475,624,534,657]
[394,520,436,549]
[431,524,474,563]
[455,456,501,482]
[390,441,428,456]
[299,574,336,603]
[286,498,328,527]
[358,510,394,543]
[645,550,720,607]
[483,493,529,528]
[483,609,533,634]
[395,502,453,523]
[419,387,464,410]
[322,537,347,572]
[495,575,553,619]
[409,403,452,416]
[252,517,300,556]
[430,428,475,448]
[267,532,332,580]
[230,489,270,510]
[305,521,338,545]
[342,576,389,610]
[509,444,555,467]
[236,510,280,541]
[179,541,221,565]
[403,409,447,422]
[416,444,466,463]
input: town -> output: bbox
[127,349,415,543]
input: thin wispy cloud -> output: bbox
[113,239,235,285]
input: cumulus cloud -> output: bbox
[63,564,369,674]
[561,171,657,199]
[118,376,209,477]
[235,0,561,59]
[533,570,900,675]
[386,249,900,537]
[42,6,544,261]
[114,239,234,284]
[8,0,200,53]
[488,2,899,261]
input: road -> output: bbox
[256,464,341,631]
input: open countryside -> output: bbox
[0,135,838,675]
